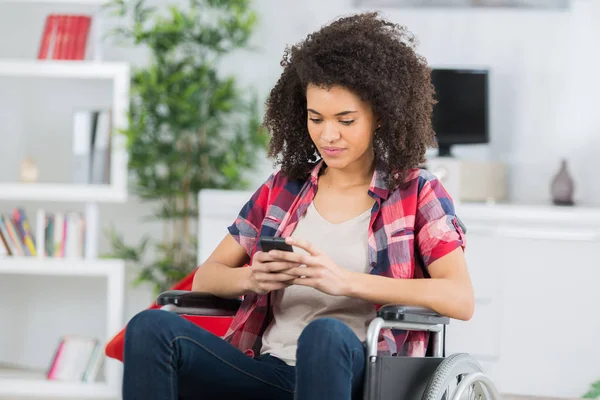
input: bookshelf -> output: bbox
[0,257,125,277]
[0,258,126,399]
[0,0,130,397]
[0,375,117,399]
[0,59,130,203]
[0,63,128,398]
[0,59,128,79]
[0,259,125,399]
[0,182,126,203]
[0,41,129,400]
[0,0,107,3]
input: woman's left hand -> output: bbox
[266,237,354,296]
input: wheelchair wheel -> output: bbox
[422,353,501,400]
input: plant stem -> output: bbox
[183,137,191,248]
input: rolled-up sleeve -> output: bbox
[415,174,466,269]
[227,173,275,258]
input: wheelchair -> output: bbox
[156,290,502,400]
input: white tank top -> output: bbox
[260,202,376,365]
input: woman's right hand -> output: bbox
[247,251,299,295]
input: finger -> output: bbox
[267,250,310,265]
[255,271,296,283]
[290,278,319,287]
[254,251,275,263]
[250,261,270,273]
[265,261,301,273]
[262,281,292,292]
[269,251,319,269]
[286,266,318,278]
[285,237,321,256]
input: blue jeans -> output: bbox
[122,309,366,400]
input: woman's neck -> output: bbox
[320,159,375,190]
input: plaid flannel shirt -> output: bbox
[224,161,465,358]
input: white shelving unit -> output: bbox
[0,0,107,3]
[1,378,118,399]
[0,259,125,399]
[0,257,125,278]
[0,59,129,80]
[0,59,130,204]
[0,182,126,203]
[0,0,111,61]
[0,3,130,397]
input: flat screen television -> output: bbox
[430,68,489,156]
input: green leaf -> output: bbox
[583,380,600,398]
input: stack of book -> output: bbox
[0,208,87,258]
[47,335,104,383]
[72,109,112,185]
[38,14,92,61]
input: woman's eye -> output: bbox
[309,118,322,124]
[340,120,355,126]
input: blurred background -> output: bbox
[0,0,598,399]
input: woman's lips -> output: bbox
[322,147,345,156]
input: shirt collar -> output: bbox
[308,160,390,200]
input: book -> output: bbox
[72,110,94,184]
[0,215,25,256]
[91,110,112,184]
[0,220,14,256]
[38,14,92,61]
[12,208,37,257]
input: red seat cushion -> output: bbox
[104,269,233,362]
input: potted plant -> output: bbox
[584,380,600,398]
[103,0,268,294]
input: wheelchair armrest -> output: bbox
[156,290,241,316]
[378,304,449,325]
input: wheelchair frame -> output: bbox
[156,290,502,400]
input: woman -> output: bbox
[122,11,474,400]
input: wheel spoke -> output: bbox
[421,353,501,400]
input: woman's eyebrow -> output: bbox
[307,109,357,116]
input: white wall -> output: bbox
[0,0,599,394]
[220,0,600,206]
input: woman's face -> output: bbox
[306,84,378,174]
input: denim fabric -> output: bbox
[122,310,365,400]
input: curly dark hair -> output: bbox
[263,12,437,189]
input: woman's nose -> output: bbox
[321,122,340,143]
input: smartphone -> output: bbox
[260,236,294,253]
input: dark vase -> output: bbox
[550,159,575,206]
